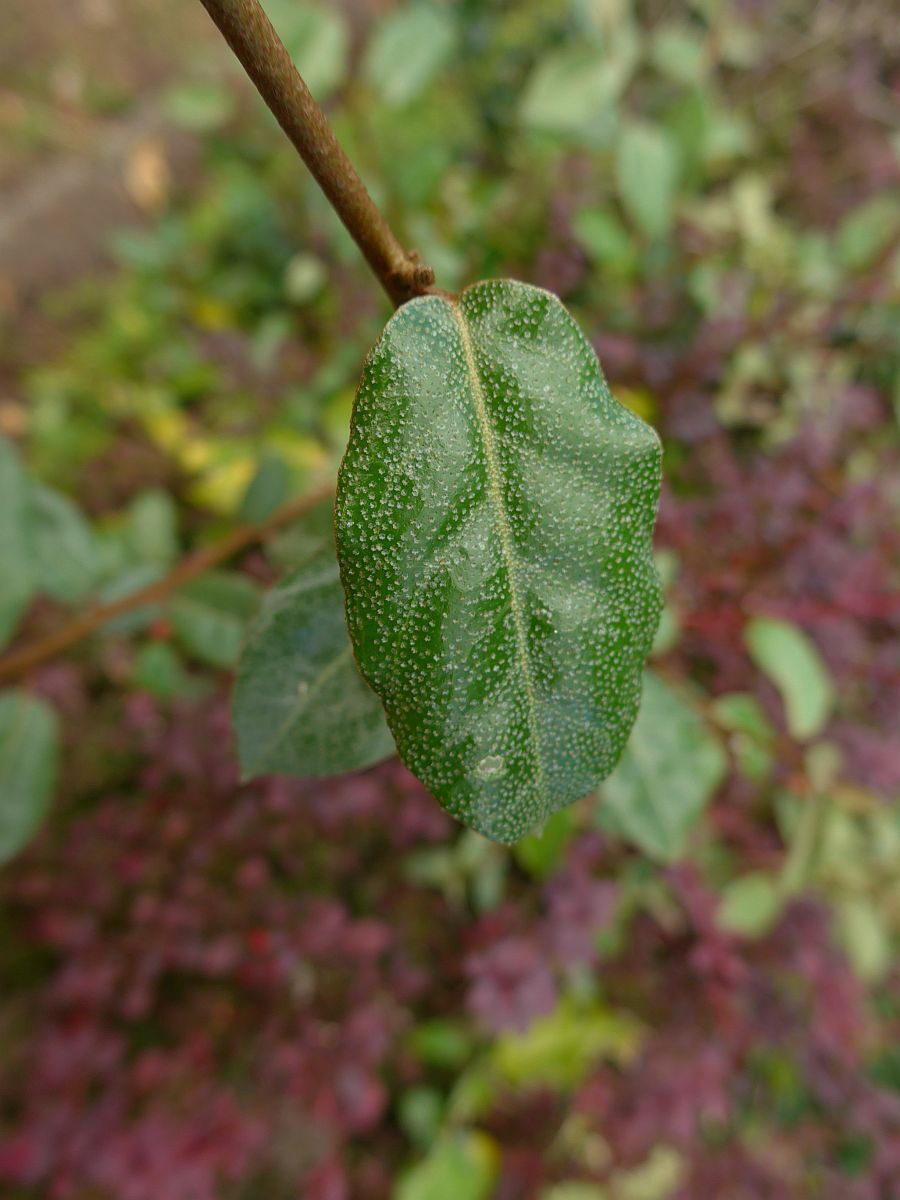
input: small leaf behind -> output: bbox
[616,120,679,239]
[745,616,835,739]
[169,570,260,669]
[597,671,726,861]
[0,690,59,865]
[0,434,36,648]
[233,543,394,779]
[363,4,457,107]
[30,483,103,605]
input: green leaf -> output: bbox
[649,24,710,85]
[398,1087,445,1148]
[513,808,575,879]
[542,1186,607,1200]
[267,495,337,569]
[0,434,36,648]
[169,570,260,669]
[572,208,639,276]
[409,1020,474,1070]
[262,2,348,99]
[597,672,726,861]
[133,642,207,700]
[616,121,679,239]
[711,691,775,782]
[336,280,661,843]
[0,690,59,865]
[745,616,835,739]
[519,39,637,138]
[238,453,290,523]
[834,894,892,982]
[363,4,457,107]
[492,1000,641,1089]
[163,80,235,132]
[125,488,179,566]
[835,194,900,271]
[396,1133,497,1200]
[30,483,102,604]
[233,543,394,779]
[97,563,165,634]
[718,872,782,937]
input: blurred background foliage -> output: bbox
[0,0,899,1197]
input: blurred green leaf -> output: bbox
[363,4,457,107]
[0,690,59,865]
[266,496,336,569]
[125,488,179,566]
[745,617,835,740]
[835,194,900,272]
[514,808,575,879]
[233,543,394,779]
[396,1133,497,1200]
[133,641,207,700]
[616,121,679,239]
[98,563,165,634]
[519,41,635,138]
[718,872,782,937]
[169,570,260,669]
[597,672,727,861]
[572,209,639,276]
[30,483,102,605]
[238,454,290,523]
[262,1,348,99]
[493,1000,641,1089]
[712,692,774,739]
[835,895,892,982]
[398,1087,445,1148]
[649,24,709,85]
[649,551,681,656]
[616,1147,685,1200]
[712,691,776,782]
[283,253,327,304]
[542,1186,607,1200]
[409,1020,474,1070]
[163,80,235,132]
[0,434,36,648]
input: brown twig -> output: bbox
[197,0,434,307]
[0,484,333,684]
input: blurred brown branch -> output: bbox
[0,484,333,684]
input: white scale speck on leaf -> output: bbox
[335,279,662,843]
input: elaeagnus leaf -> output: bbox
[0,689,59,865]
[233,540,394,780]
[335,279,662,843]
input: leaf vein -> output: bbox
[450,301,547,803]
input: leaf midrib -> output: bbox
[450,300,547,803]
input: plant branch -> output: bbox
[197,0,434,307]
[0,483,333,685]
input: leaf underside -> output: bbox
[232,539,395,780]
[336,279,662,843]
[0,690,59,865]
[597,670,727,861]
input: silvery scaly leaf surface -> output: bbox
[336,280,662,842]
